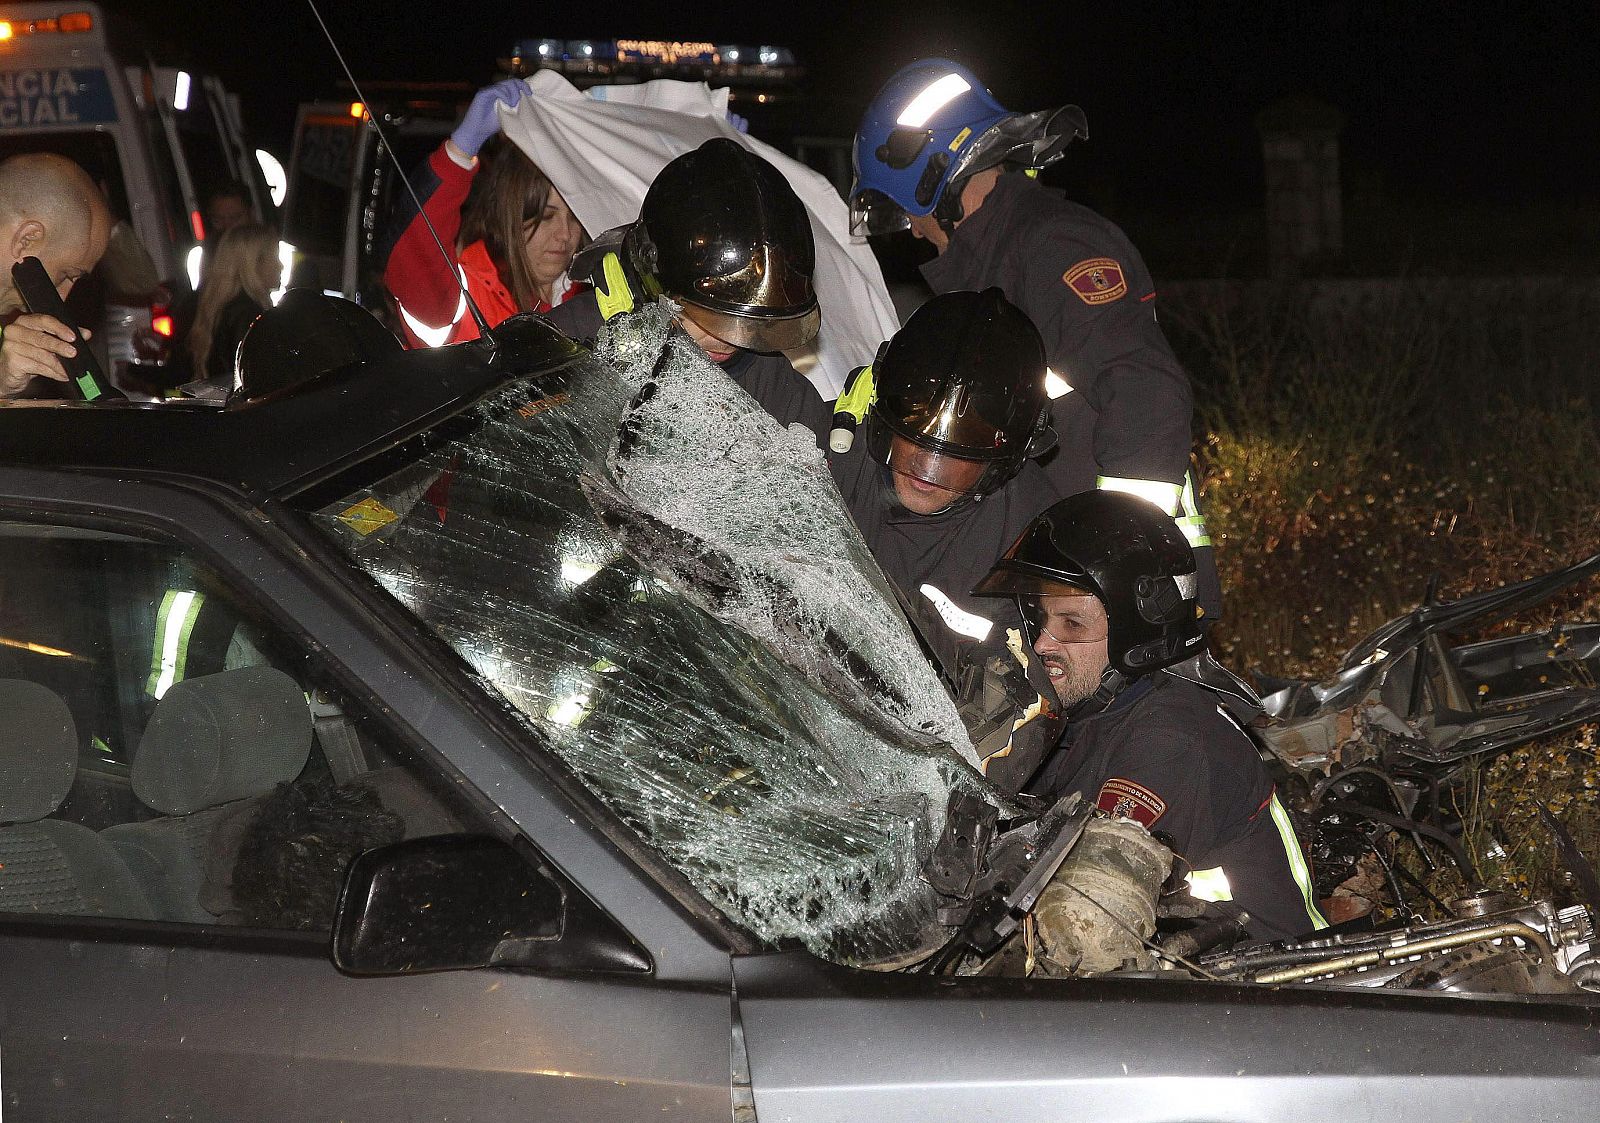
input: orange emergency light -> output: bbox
[349,101,367,119]
[0,11,94,38]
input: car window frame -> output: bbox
[0,468,747,980]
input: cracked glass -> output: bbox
[304,304,994,964]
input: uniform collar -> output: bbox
[919,171,1033,293]
[1066,672,1157,729]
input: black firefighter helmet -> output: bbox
[972,490,1204,676]
[623,137,819,353]
[866,287,1055,510]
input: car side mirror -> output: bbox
[331,834,648,977]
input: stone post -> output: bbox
[1255,97,1346,271]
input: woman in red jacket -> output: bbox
[385,80,587,347]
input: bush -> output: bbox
[1163,279,1600,906]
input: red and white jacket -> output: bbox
[384,142,585,348]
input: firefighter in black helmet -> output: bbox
[972,490,1328,941]
[860,286,1055,516]
[830,288,1066,774]
[850,60,1220,620]
[545,138,828,437]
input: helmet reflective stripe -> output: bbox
[919,583,994,641]
[395,264,470,348]
[897,73,973,127]
[1186,866,1233,903]
[1266,792,1330,930]
[146,589,205,699]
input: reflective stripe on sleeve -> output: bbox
[1097,475,1183,514]
[146,589,206,699]
[396,265,471,348]
[1266,792,1330,931]
[1177,472,1212,548]
[919,584,994,641]
[1097,471,1212,549]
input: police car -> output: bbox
[0,1,279,391]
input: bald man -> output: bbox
[0,153,114,399]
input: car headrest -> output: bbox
[133,666,313,815]
[0,680,78,825]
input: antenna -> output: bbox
[301,0,497,345]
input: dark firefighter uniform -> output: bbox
[544,292,831,441]
[919,171,1220,617]
[828,447,1054,678]
[1029,672,1328,941]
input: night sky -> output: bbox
[101,0,1599,257]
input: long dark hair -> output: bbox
[461,137,560,312]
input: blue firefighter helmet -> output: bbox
[850,59,1088,236]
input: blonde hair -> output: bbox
[190,223,279,377]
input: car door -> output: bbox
[0,476,735,1122]
[730,950,1600,1121]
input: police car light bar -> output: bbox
[0,10,94,38]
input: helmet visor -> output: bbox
[947,105,1089,185]
[886,433,989,492]
[679,298,821,354]
[1019,591,1109,646]
[866,421,1010,513]
[849,188,912,237]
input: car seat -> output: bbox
[0,680,154,919]
[102,665,313,922]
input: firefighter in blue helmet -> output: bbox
[849,59,1221,618]
[973,490,1327,940]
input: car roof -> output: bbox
[0,308,582,499]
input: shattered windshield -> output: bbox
[304,305,991,964]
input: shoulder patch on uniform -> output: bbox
[1063,257,1129,306]
[1096,777,1167,828]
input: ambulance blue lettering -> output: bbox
[0,67,117,129]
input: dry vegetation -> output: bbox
[1165,279,1600,907]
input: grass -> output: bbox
[1162,278,1600,910]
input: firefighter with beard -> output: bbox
[829,286,1066,789]
[972,490,1327,941]
[848,60,1219,618]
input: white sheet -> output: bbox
[498,71,899,398]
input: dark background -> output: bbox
[102,0,1600,276]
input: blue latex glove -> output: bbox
[450,79,529,158]
[727,110,750,134]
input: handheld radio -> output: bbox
[11,256,125,402]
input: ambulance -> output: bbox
[0,2,279,390]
